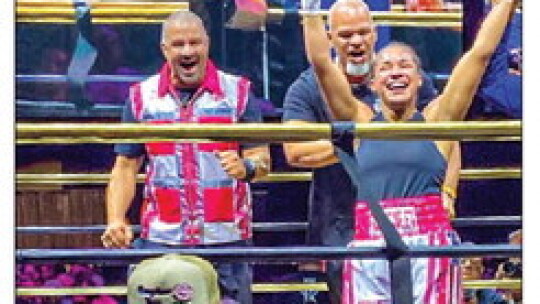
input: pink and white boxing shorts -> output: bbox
[342,195,462,304]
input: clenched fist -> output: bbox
[101,221,133,249]
[215,150,248,180]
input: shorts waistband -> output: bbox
[354,194,452,240]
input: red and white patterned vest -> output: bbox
[129,61,252,245]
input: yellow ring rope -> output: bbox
[16,279,521,296]
[16,1,460,27]
[15,168,521,185]
[16,121,521,144]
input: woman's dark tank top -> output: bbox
[355,112,447,203]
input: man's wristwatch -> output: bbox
[253,156,269,173]
[241,158,257,182]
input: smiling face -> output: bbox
[372,43,422,111]
[160,13,209,89]
[328,1,376,79]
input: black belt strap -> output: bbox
[67,0,97,110]
[331,121,413,304]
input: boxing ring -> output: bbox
[15,121,522,298]
[15,0,523,302]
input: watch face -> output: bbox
[256,158,268,171]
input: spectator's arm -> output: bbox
[282,69,340,168]
[476,11,522,118]
[283,120,338,168]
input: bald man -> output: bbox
[101,11,270,303]
[282,1,459,302]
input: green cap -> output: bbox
[127,254,220,304]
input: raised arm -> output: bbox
[302,13,371,122]
[426,0,518,121]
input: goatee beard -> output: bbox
[345,61,371,77]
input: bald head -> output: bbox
[160,10,210,88]
[328,0,373,31]
[327,0,376,80]
[161,11,207,44]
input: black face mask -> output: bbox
[502,260,522,278]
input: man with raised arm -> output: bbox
[301,0,517,302]
[101,10,270,304]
